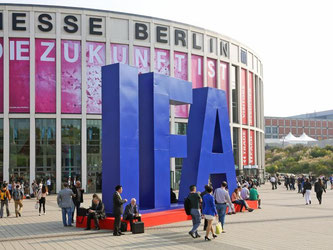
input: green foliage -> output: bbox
[265,145,333,175]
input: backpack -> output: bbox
[184,196,192,215]
[13,189,23,201]
[0,190,7,201]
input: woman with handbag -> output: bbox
[202,186,217,241]
[37,184,48,216]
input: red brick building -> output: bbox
[265,115,333,140]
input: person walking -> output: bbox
[214,181,232,233]
[314,178,326,205]
[57,183,75,227]
[46,178,52,194]
[303,178,312,205]
[200,185,209,231]
[12,184,24,217]
[113,185,127,236]
[202,186,217,241]
[0,184,11,218]
[270,176,276,190]
[187,185,202,238]
[37,184,48,215]
[71,181,84,223]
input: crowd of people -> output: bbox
[186,180,260,241]
[269,173,331,205]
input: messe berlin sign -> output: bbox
[102,63,236,215]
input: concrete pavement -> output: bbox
[0,183,332,249]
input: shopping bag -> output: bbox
[215,222,222,234]
[35,202,38,209]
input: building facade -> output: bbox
[265,116,333,140]
[0,4,264,193]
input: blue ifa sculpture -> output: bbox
[102,63,236,215]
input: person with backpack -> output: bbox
[185,185,202,238]
[0,183,11,218]
[37,184,48,216]
[12,184,24,217]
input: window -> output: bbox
[265,127,272,134]
[9,119,30,191]
[272,126,278,134]
[36,119,56,193]
[61,119,81,184]
[87,120,102,193]
[175,122,187,135]
[231,66,239,123]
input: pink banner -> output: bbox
[86,42,105,114]
[61,40,81,114]
[242,129,248,166]
[191,55,203,88]
[133,46,150,74]
[35,39,56,113]
[220,61,229,111]
[249,130,255,165]
[207,58,216,88]
[154,48,170,75]
[174,51,188,118]
[0,38,3,113]
[111,44,128,64]
[241,68,248,124]
[9,38,30,113]
[248,72,254,126]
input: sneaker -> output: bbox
[248,208,254,212]
[43,212,46,215]
[39,213,41,216]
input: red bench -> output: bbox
[228,200,258,213]
[76,208,192,230]
[76,201,259,230]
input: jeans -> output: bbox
[216,203,227,229]
[305,190,311,204]
[62,207,73,226]
[190,208,201,234]
[39,197,46,213]
[0,200,10,217]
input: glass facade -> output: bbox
[36,119,56,193]
[175,122,187,135]
[0,119,3,183]
[9,119,30,190]
[61,119,81,184]
[231,65,239,123]
[233,127,239,170]
[174,158,183,190]
[87,120,102,193]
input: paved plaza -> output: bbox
[0,183,333,249]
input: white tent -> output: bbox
[298,133,317,142]
[283,132,298,142]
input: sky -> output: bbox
[3,0,333,117]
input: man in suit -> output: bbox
[85,195,105,230]
[71,181,84,223]
[113,185,127,236]
[123,198,141,232]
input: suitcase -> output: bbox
[132,222,144,234]
[121,221,128,232]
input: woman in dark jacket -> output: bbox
[314,178,326,205]
[85,194,105,230]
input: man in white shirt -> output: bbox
[214,181,233,233]
[270,176,276,190]
[240,185,250,200]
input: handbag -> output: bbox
[35,202,39,209]
[215,222,222,234]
